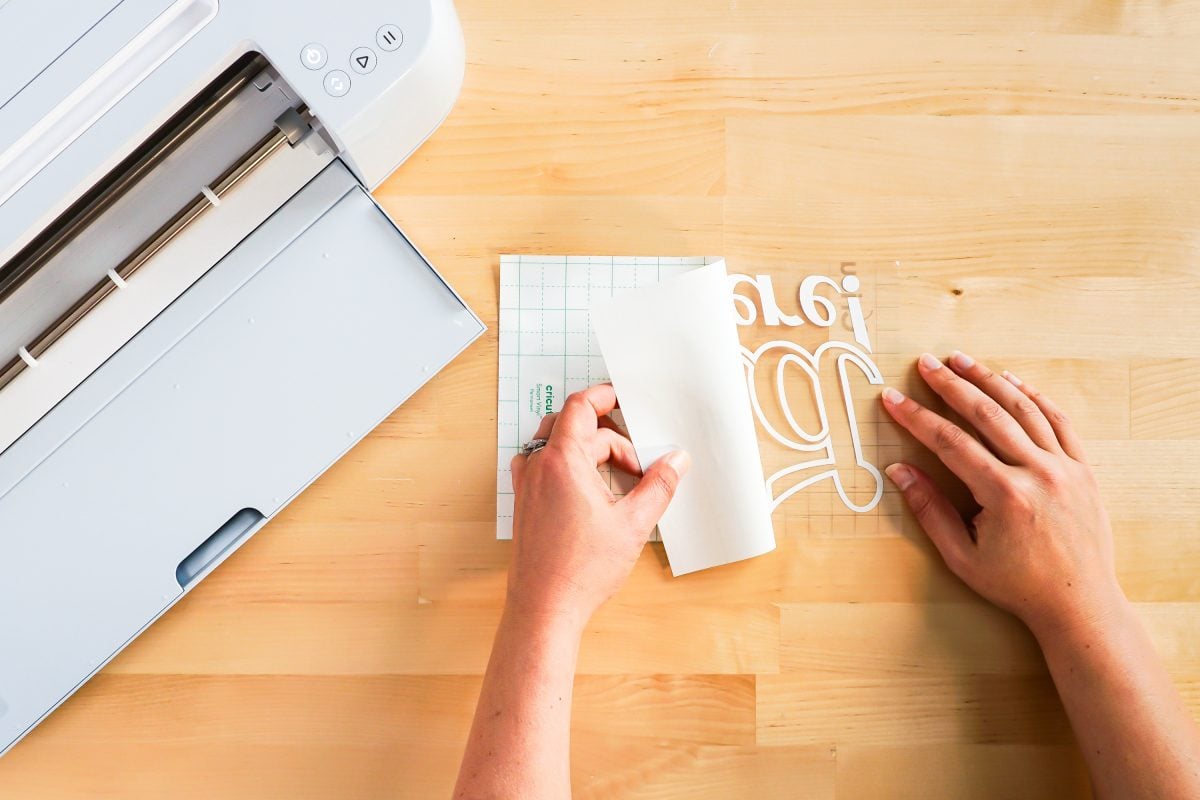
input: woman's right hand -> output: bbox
[880,351,1123,639]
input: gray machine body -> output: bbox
[0,0,481,757]
[0,165,483,754]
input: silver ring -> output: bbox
[521,438,550,456]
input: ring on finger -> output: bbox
[521,438,550,456]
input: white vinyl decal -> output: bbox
[731,272,885,514]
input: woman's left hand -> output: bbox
[507,383,690,631]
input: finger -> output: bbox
[946,351,1062,454]
[620,450,691,533]
[550,384,618,445]
[885,463,974,579]
[592,428,643,476]
[532,412,559,441]
[597,414,626,435]
[881,386,1010,504]
[915,352,1041,465]
[512,414,559,487]
[1006,373,1088,462]
[510,453,526,494]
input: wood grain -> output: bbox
[2,0,1199,797]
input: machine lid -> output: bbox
[0,0,126,108]
[0,160,483,756]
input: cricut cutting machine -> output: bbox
[0,0,483,755]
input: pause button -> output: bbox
[376,24,403,52]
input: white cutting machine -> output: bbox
[0,0,482,755]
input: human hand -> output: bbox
[507,384,690,632]
[881,352,1122,639]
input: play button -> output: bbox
[350,46,376,75]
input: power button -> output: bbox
[300,43,328,70]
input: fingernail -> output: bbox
[882,387,905,405]
[918,352,942,371]
[950,350,974,369]
[663,450,691,477]
[1002,370,1022,387]
[885,463,917,491]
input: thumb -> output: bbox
[621,450,691,532]
[885,462,974,579]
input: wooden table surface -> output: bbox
[3,1,1200,797]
